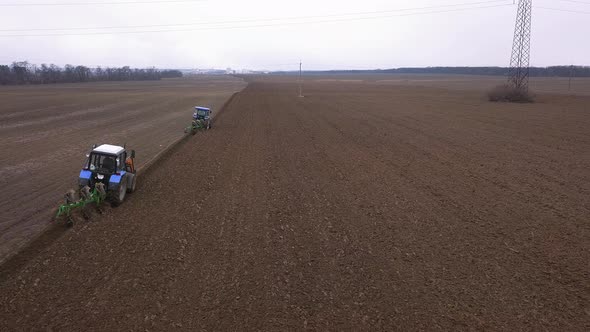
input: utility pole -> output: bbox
[298,60,304,98]
[508,0,533,92]
[568,65,574,92]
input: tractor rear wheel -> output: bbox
[127,174,137,193]
[112,180,127,206]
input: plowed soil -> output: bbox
[1,77,589,330]
[0,76,246,263]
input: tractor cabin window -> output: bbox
[119,153,126,171]
[88,154,117,173]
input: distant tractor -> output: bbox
[185,106,212,134]
[57,144,137,225]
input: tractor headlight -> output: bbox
[97,174,104,180]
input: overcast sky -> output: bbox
[0,0,588,70]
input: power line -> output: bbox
[556,0,590,5]
[1,4,514,37]
[535,6,590,14]
[0,0,205,6]
[0,0,510,32]
[0,3,513,37]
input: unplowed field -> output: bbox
[0,76,246,263]
[1,77,589,330]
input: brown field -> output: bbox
[0,76,246,263]
[296,73,590,96]
[1,75,589,330]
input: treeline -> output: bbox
[379,66,590,77]
[0,61,183,85]
[276,66,590,77]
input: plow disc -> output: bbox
[57,183,106,226]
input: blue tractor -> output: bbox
[186,106,212,134]
[57,144,137,226]
[79,144,137,205]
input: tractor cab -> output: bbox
[85,144,133,175]
[193,106,211,120]
[88,151,120,175]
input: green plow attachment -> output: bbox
[184,119,208,135]
[57,184,106,225]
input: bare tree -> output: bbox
[0,61,184,85]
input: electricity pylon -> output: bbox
[508,0,533,92]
